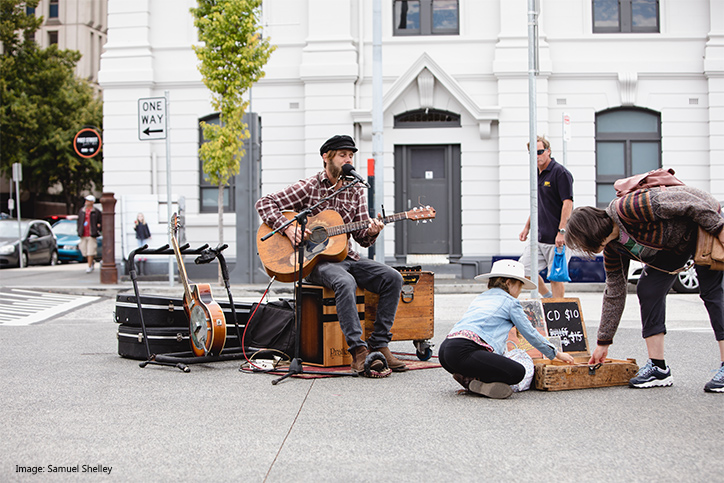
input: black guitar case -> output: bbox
[114,294,252,327]
[116,296,296,360]
[117,324,245,360]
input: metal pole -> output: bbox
[372,0,384,263]
[367,158,376,259]
[165,90,173,287]
[13,163,23,268]
[247,88,255,281]
[8,175,13,218]
[528,0,539,296]
[562,112,570,167]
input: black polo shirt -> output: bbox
[537,158,573,244]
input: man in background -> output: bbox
[518,136,574,298]
[77,195,101,273]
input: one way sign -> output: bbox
[138,97,167,140]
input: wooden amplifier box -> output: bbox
[364,270,434,343]
[509,298,639,391]
[299,285,364,367]
[298,270,435,367]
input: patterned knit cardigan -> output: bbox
[596,186,723,345]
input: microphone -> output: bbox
[341,163,370,188]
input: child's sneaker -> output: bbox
[468,379,513,399]
[629,359,673,388]
[704,363,724,393]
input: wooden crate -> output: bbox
[511,298,639,391]
[533,357,639,391]
[299,285,364,367]
[364,270,434,342]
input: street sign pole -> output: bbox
[165,91,173,287]
[562,112,571,167]
[138,94,172,285]
[12,163,23,268]
[528,0,539,297]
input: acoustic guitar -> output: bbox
[169,213,226,357]
[257,206,436,282]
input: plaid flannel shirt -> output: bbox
[255,171,377,260]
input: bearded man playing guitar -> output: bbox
[255,134,408,374]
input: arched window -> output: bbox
[595,107,661,207]
[394,109,461,128]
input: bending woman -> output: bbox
[439,259,574,399]
[564,186,724,392]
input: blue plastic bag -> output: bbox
[548,246,571,282]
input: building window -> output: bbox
[49,0,59,18]
[48,31,58,45]
[595,108,661,207]
[593,0,659,33]
[198,114,235,213]
[26,6,35,15]
[394,0,459,36]
[394,109,461,128]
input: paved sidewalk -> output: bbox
[0,261,608,298]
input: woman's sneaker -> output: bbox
[468,380,513,399]
[629,359,673,388]
[704,364,724,393]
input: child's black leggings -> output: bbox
[438,337,525,385]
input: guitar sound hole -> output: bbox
[308,226,328,244]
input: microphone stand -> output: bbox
[259,176,364,384]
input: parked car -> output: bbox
[0,219,58,268]
[627,260,699,294]
[51,218,102,263]
[44,214,74,224]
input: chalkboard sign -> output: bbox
[541,298,588,354]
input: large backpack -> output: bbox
[613,167,684,197]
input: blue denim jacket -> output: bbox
[449,288,557,360]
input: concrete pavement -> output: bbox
[1,263,722,482]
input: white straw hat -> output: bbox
[474,259,537,291]
[85,195,96,202]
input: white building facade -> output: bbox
[99,0,724,279]
[29,0,108,86]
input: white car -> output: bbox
[627,260,699,294]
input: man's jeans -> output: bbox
[307,257,403,351]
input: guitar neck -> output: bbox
[170,234,192,301]
[326,212,410,237]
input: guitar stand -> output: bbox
[127,243,249,372]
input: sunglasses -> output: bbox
[536,149,547,155]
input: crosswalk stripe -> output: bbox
[0,289,100,326]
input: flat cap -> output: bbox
[319,135,358,155]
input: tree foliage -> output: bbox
[1,0,103,212]
[190,0,275,241]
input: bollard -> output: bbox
[100,192,118,284]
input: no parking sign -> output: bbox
[74,127,102,158]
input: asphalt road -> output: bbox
[1,263,722,482]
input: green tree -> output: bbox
[190,0,275,251]
[1,0,103,214]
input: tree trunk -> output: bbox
[217,181,224,285]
